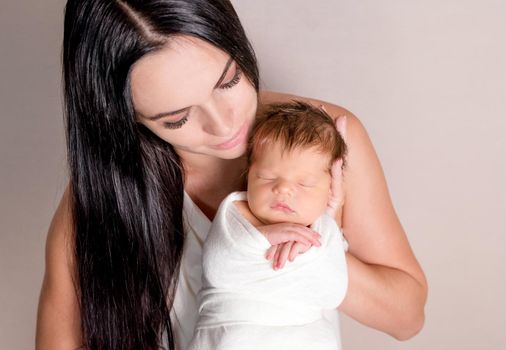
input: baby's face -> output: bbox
[247,141,332,226]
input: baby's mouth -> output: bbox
[270,202,295,214]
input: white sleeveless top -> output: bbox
[170,192,344,350]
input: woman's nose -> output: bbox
[200,100,233,137]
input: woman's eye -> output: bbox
[163,113,189,129]
[219,65,242,90]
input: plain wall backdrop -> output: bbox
[1,1,505,349]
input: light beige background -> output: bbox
[1,1,505,349]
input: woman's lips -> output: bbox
[270,202,295,214]
[211,122,248,150]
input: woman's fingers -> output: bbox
[335,115,347,141]
[327,158,344,216]
[319,113,347,218]
[327,116,347,216]
[318,105,347,140]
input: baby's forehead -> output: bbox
[253,150,330,175]
[254,143,330,163]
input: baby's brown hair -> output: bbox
[247,101,346,170]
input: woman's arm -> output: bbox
[259,91,428,340]
[36,186,83,349]
[330,107,427,340]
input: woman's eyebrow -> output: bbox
[144,58,234,121]
[213,57,234,88]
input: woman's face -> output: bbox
[130,36,258,160]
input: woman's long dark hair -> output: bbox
[63,1,258,349]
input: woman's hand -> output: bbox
[326,114,347,218]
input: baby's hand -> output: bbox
[265,242,312,270]
[257,223,321,248]
[257,223,320,271]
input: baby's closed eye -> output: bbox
[256,173,276,180]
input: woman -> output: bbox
[36,1,428,349]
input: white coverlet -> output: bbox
[187,191,348,350]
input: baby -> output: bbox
[187,101,348,350]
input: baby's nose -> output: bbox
[273,180,293,195]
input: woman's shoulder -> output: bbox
[45,185,75,268]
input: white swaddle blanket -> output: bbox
[187,191,348,350]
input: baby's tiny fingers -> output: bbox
[277,242,293,269]
[266,245,277,260]
[272,245,282,270]
[288,227,321,246]
[284,232,312,247]
[288,242,305,261]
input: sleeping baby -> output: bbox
[187,101,348,350]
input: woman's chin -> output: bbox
[210,143,248,160]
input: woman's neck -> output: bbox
[180,152,245,182]
[179,151,248,220]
